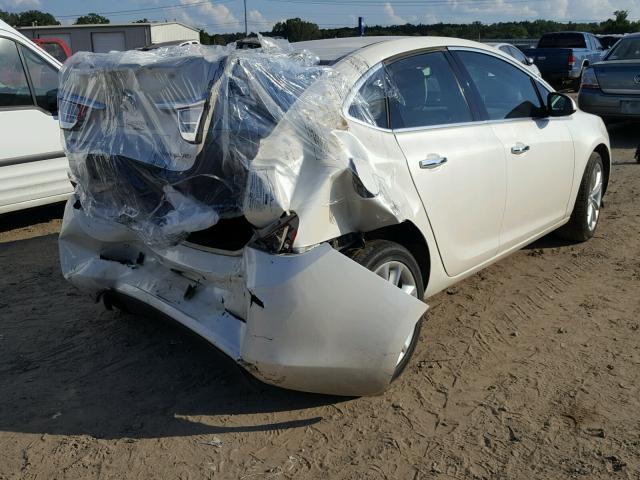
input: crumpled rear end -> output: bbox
[59,199,427,396]
[58,37,409,248]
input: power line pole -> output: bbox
[244,0,248,35]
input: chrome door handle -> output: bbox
[419,155,447,169]
[511,143,530,155]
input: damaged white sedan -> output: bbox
[58,36,610,395]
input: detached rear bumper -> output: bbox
[59,197,427,396]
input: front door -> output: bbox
[452,49,574,250]
[0,37,70,212]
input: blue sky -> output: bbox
[2,0,639,33]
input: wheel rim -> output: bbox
[587,162,603,232]
[374,260,418,366]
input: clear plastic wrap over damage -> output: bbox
[59,36,406,247]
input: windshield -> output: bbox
[606,38,640,60]
[538,33,586,49]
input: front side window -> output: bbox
[456,51,544,120]
[0,37,33,108]
[20,46,59,114]
[386,51,472,129]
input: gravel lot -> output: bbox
[0,121,639,480]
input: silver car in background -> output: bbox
[486,42,541,76]
[578,33,640,121]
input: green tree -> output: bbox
[271,18,320,42]
[600,10,631,34]
[0,9,18,25]
[14,10,59,27]
[74,13,110,25]
[135,18,150,23]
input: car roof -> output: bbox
[292,36,409,62]
[293,35,500,65]
[541,31,589,35]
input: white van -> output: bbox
[0,19,72,214]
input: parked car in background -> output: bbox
[597,34,626,50]
[0,20,72,214]
[137,39,200,51]
[59,36,610,396]
[578,33,640,122]
[486,42,541,76]
[33,37,71,63]
[525,32,605,88]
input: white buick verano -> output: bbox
[59,36,610,396]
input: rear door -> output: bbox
[451,49,574,250]
[387,50,507,276]
[0,36,70,213]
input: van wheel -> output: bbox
[347,239,424,380]
[556,151,604,242]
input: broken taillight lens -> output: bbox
[58,93,105,130]
[580,67,600,90]
[155,97,207,143]
[252,213,299,254]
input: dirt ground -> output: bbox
[1,121,639,480]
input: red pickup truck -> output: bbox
[34,37,71,63]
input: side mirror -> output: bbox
[525,57,535,66]
[547,92,576,117]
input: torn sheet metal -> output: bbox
[59,200,427,395]
[242,243,427,395]
[58,36,408,246]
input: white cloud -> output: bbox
[175,0,239,31]
[384,2,407,25]
[248,9,273,31]
[0,0,41,8]
[420,0,637,23]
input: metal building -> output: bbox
[18,22,200,53]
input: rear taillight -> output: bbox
[155,97,207,143]
[58,93,105,130]
[580,67,600,90]
[568,53,575,66]
[252,213,299,254]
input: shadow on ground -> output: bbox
[0,202,65,235]
[608,121,640,154]
[0,234,339,440]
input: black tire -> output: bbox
[556,151,604,242]
[346,239,425,381]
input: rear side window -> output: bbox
[456,51,544,120]
[0,37,33,108]
[42,42,67,63]
[20,46,59,114]
[508,46,527,63]
[386,51,472,129]
[538,33,587,49]
[607,38,640,60]
[348,66,388,128]
[592,36,603,50]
